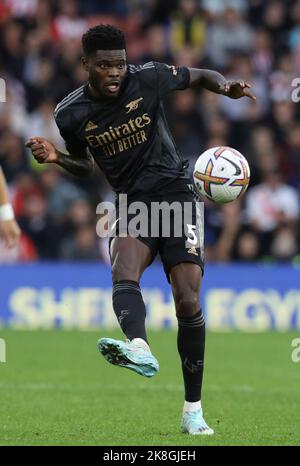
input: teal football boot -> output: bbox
[181,409,214,435]
[98,337,159,378]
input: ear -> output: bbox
[81,56,89,72]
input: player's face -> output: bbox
[83,50,127,98]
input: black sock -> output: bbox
[112,280,148,343]
[177,310,205,402]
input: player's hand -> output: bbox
[0,218,21,248]
[222,80,256,101]
[25,137,59,164]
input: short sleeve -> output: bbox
[54,112,87,155]
[59,127,87,155]
[154,62,190,97]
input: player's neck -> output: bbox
[87,83,105,100]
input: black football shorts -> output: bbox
[108,180,204,282]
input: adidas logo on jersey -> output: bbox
[187,246,198,256]
[85,121,98,131]
[125,97,143,113]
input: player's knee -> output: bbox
[174,290,199,318]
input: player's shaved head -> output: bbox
[82,24,126,55]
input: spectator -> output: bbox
[0,130,29,182]
[52,0,88,42]
[18,193,60,259]
[247,126,280,184]
[167,89,204,163]
[24,99,64,149]
[60,223,100,261]
[142,25,172,63]
[270,226,298,262]
[269,53,297,103]
[246,169,299,254]
[234,229,261,262]
[206,7,253,69]
[39,167,86,221]
[61,198,95,238]
[219,54,268,123]
[251,28,274,77]
[169,0,206,60]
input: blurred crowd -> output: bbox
[0,0,300,264]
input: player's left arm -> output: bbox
[188,68,256,100]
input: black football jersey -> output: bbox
[54,62,191,196]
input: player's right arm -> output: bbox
[25,136,94,177]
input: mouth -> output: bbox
[105,81,121,95]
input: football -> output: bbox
[193,146,250,203]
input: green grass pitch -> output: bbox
[0,329,299,446]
